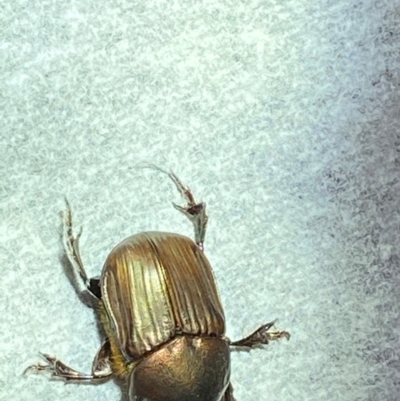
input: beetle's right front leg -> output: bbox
[141,164,209,250]
[167,171,208,251]
[25,340,113,383]
[63,199,101,304]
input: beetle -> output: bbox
[26,168,289,401]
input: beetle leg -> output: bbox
[222,383,236,401]
[139,164,208,249]
[168,171,208,251]
[25,340,112,383]
[63,198,100,304]
[230,320,290,349]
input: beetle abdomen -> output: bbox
[101,232,225,361]
[129,335,230,401]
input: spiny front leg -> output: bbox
[230,320,290,349]
[25,341,112,383]
[168,171,208,251]
[143,164,208,250]
[63,199,100,304]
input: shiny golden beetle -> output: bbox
[26,169,289,401]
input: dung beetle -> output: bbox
[26,168,289,401]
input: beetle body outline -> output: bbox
[26,170,289,401]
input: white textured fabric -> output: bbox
[2,1,400,400]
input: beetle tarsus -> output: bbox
[168,171,208,251]
[138,164,209,250]
[25,353,92,382]
[230,320,290,349]
[25,342,113,383]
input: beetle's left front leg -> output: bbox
[25,340,112,383]
[230,320,290,349]
[63,199,101,304]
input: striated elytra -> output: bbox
[26,169,289,401]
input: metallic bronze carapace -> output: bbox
[25,169,290,401]
[102,232,225,362]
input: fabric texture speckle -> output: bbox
[1,1,400,400]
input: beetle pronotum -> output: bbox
[26,169,289,401]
